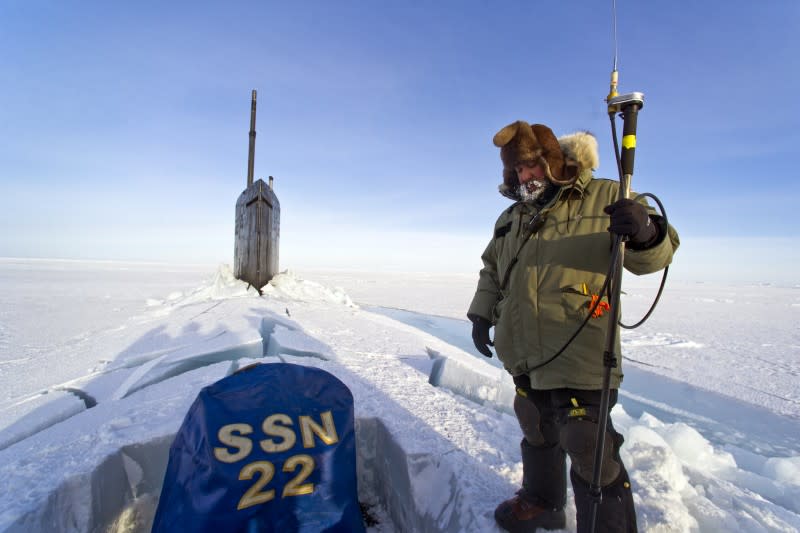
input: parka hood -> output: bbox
[498,130,600,201]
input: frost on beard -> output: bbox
[518,180,547,202]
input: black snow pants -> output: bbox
[512,375,638,533]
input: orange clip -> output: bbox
[589,294,610,318]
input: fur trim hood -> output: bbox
[495,123,600,201]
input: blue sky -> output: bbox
[2,1,798,282]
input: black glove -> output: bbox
[469,315,494,358]
[604,198,657,246]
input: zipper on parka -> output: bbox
[500,190,562,292]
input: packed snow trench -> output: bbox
[1,266,799,532]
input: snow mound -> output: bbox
[265,270,357,307]
[143,264,258,314]
[140,266,357,315]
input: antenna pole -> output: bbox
[247,90,257,187]
[591,92,644,533]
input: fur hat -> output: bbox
[493,121,568,190]
[558,130,599,175]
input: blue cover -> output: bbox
[152,363,365,533]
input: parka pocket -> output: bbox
[560,284,610,322]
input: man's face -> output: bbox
[515,162,548,201]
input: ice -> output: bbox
[0,261,798,532]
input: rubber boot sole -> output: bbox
[494,500,566,532]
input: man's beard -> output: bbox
[518,179,548,202]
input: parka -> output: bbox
[468,132,680,390]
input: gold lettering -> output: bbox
[237,461,276,509]
[299,411,339,448]
[261,413,296,453]
[214,423,253,463]
[282,455,315,497]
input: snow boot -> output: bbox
[519,437,567,510]
[495,438,567,532]
[494,493,567,532]
[571,468,638,533]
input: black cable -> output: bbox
[609,114,671,330]
[610,111,624,182]
[619,192,669,329]
[524,235,622,372]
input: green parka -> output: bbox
[468,132,680,390]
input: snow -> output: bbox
[0,258,798,532]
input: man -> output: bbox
[468,121,679,532]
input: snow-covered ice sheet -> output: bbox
[0,260,798,532]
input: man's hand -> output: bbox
[604,198,656,246]
[469,315,494,358]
